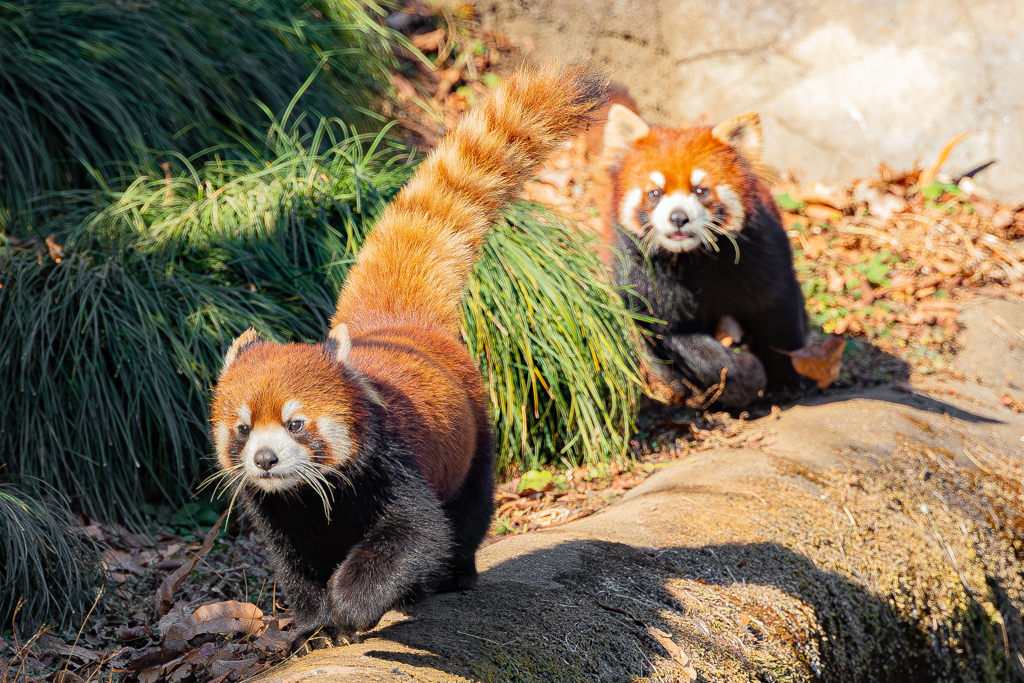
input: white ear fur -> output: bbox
[711,112,762,164]
[329,323,351,364]
[603,104,650,156]
[221,328,261,377]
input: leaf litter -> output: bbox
[5,4,1023,682]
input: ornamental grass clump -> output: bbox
[0,482,99,630]
[3,107,642,523]
[0,0,398,232]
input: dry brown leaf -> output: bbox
[155,512,226,616]
[919,130,977,188]
[782,336,846,388]
[164,601,264,641]
[410,28,446,52]
[45,234,64,263]
[647,627,697,681]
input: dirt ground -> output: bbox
[252,295,1024,681]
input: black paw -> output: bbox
[435,570,477,593]
[717,349,766,408]
[286,627,360,656]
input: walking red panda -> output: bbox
[599,101,806,407]
[208,63,606,653]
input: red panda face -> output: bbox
[616,150,747,254]
[209,327,363,501]
[603,105,762,256]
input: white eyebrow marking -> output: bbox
[649,171,665,188]
[282,400,302,422]
[691,169,707,186]
[237,405,251,424]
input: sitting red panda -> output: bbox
[599,103,807,407]
[209,63,606,652]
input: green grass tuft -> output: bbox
[0,482,100,630]
[0,0,400,232]
[465,203,642,475]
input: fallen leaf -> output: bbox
[919,130,977,188]
[156,512,226,616]
[518,469,554,495]
[45,234,64,263]
[126,648,188,672]
[782,336,846,388]
[410,28,446,52]
[164,601,264,641]
[804,203,841,222]
[37,634,100,663]
[647,627,697,681]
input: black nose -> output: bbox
[669,210,690,229]
[254,448,278,471]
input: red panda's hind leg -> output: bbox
[437,422,495,592]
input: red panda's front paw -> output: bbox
[331,629,362,646]
[286,628,334,656]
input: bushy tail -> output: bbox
[333,62,607,335]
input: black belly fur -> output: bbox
[241,398,494,649]
[618,196,807,400]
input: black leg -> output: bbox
[279,573,336,655]
[438,428,494,592]
[324,481,452,641]
[662,333,767,407]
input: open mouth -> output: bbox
[668,231,691,241]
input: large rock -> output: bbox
[255,295,1024,681]
[475,0,1024,204]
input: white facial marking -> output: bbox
[649,171,665,188]
[214,424,230,463]
[316,417,354,465]
[282,400,302,423]
[619,188,643,234]
[241,425,312,493]
[237,404,251,425]
[715,184,745,232]
[649,191,713,253]
[691,169,707,187]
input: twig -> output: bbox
[59,586,104,683]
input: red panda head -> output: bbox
[603,105,765,256]
[209,324,367,503]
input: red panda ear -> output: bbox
[602,104,650,158]
[221,328,261,377]
[711,112,762,164]
[328,323,351,364]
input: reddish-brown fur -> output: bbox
[610,126,772,232]
[213,62,607,500]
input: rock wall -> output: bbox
[476,0,1024,203]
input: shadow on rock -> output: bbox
[360,540,1010,682]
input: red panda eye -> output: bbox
[288,420,304,433]
[237,424,249,437]
[694,187,708,198]
[647,189,661,202]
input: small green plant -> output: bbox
[774,193,807,212]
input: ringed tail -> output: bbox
[333,62,607,336]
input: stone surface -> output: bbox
[475,0,1024,203]
[255,296,1024,682]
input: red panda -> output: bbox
[599,101,806,407]
[209,63,606,652]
